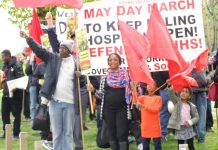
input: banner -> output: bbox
[13,0,83,9]
[78,0,206,75]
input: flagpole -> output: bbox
[76,66,85,149]
[73,7,85,148]
[86,76,94,114]
[151,82,168,95]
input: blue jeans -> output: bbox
[159,89,170,139]
[142,138,162,150]
[29,86,38,124]
[192,91,207,142]
[49,100,75,150]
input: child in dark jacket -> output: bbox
[168,87,199,150]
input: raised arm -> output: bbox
[20,31,50,63]
[45,12,60,53]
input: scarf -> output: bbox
[106,69,132,104]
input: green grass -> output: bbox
[0,91,218,150]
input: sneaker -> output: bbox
[161,136,168,142]
[128,136,136,143]
[42,140,53,150]
[206,127,214,132]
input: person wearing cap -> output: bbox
[20,30,80,150]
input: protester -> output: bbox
[20,30,80,150]
[168,87,199,150]
[151,71,170,142]
[191,68,210,143]
[135,83,162,150]
[25,53,44,124]
[87,53,131,150]
[0,50,24,138]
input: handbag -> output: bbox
[96,120,110,148]
[32,105,50,131]
[208,82,218,101]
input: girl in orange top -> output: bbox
[136,83,162,150]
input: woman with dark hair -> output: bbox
[87,53,131,150]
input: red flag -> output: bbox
[118,20,155,86]
[170,75,198,92]
[169,60,197,91]
[29,9,44,64]
[13,0,83,9]
[195,49,208,72]
[146,4,186,77]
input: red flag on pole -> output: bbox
[28,9,44,64]
[146,4,186,77]
[13,0,83,9]
[118,20,155,86]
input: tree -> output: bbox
[0,0,100,29]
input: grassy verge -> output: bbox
[0,92,218,149]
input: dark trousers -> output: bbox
[1,95,22,136]
[178,138,195,150]
[23,90,30,119]
[142,138,162,150]
[103,106,129,142]
[206,100,213,128]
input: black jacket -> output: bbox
[26,60,46,87]
[2,56,24,96]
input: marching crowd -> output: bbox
[0,12,218,150]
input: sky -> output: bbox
[0,8,27,55]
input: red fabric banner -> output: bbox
[13,0,83,9]
[28,9,44,64]
[118,20,155,86]
[146,4,186,77]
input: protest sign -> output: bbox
[78,0,206,75]
[56,7,78,41]
[7,76,29,97]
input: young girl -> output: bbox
[168,87,199,150]
[135,83,162,150]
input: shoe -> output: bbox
[0,134,5,139]
[89,114,96,120]
[24,118,31,122]
[206,127,214,132]
[13,135,19,140]
[128,136,136,143]
[83,126,88,131]
[42,140,53,150]
[198,139,205,143]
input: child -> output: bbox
[135,83,162,150]
[168,87,199,150]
